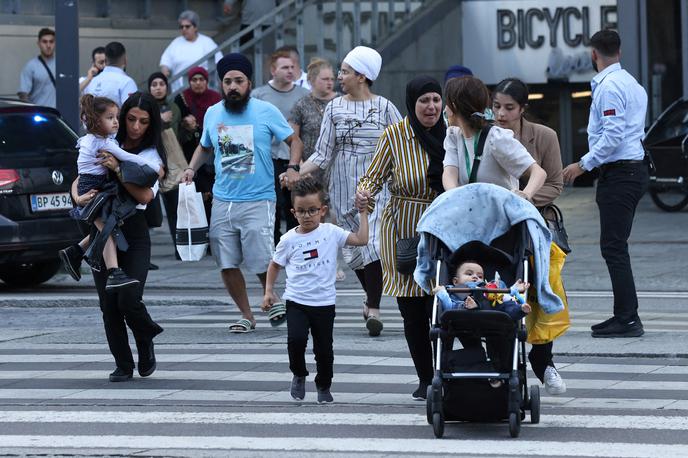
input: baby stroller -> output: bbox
[413,184,564,438]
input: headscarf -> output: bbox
[343,46,382,81]
[217,53,253,81]
[147,72,169,102]
[406,76,446,194]
[181,66,221,131]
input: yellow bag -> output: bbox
[526,242,571,344]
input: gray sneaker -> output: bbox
[290,375,306,400]
[317,387,333,404]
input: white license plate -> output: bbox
[30,192,73,212]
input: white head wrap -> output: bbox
[343,46,382,81]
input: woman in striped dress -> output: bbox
[356,76,445,399]
[300,47,402,337]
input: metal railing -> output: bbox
[163,0,430,95]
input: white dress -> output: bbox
[309,95,402,269]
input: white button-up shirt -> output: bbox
[83,66,138,107]
[580,63,648,170]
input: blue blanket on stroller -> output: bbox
[413,183,564,314]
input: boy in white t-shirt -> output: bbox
[262,176,369,404]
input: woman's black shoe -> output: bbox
[412,382,429,400]
[148,262,159,270]
[109,367,133,382]
[137,340,157,377]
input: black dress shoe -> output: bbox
[591,316,616,331]
[591,319,644,338]
[109,367,133,382]
[137,340,157,377]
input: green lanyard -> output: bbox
[462,130,481,181]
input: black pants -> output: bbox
[93,212,163,373]
[286,300,336,389]
[273,159,298,244]
[397,296,434,385]
[528,342,554,383]
[596,162,649,322]
[161,188,181,259]
[353,260,383,309]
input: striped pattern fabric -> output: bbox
[359,117,438,297]
[309,96,402,268]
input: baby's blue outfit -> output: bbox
[436,281,526,321]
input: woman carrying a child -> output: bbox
[355,75,445,400]
[70,92,167,383]
[442,76,567,395]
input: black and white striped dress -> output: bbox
[309,95,402,269]
[358,118,438,297]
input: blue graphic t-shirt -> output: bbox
[200,98,293,202]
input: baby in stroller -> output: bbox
[433,260,531,321]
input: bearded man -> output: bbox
[181,53,303,333]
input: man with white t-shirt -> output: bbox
[160,10,222,92]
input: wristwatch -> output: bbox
[286,164,300,172]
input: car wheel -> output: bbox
[649,186,688,212]
[0,259,61,287]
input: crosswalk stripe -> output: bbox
[1,435,687,457]
[0,388,685,410]
[1,411,688,430]
[0,369,687,392]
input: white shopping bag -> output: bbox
[176,182,209,261]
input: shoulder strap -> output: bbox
[37,56,56,87]
[468,124,492,184]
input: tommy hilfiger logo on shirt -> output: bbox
[303,249,319,260]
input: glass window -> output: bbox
[0,112,78,156]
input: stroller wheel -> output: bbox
[432,412,444,438]
[530,385,540,424]
[426,385,433,424]
[509,412,521,438]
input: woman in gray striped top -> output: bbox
[300,46,402,337]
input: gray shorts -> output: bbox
[209,199,275,274]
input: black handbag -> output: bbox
[396,235,420,275]
[541,203,571,254]
[144,193,164,228]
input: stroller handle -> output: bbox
[446,287,514,294]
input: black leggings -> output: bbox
[397,295,434,385]
[93,212,163,373]
[354,260,383,309]
[528,342,554,383]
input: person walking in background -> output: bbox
[299,46,402,337]
[83,41,137,107]
[252,49,309,244]
[262,177,369,404]
[562,29,649,339]
[174,67,222,224]
[159,10,223,93]
[79,46,106,93]
[180,53,303,334]
[492,77,567,395]
[69,92,167,383]
[148,72,183,261]
[17,28,56,108]
[272,45,311,90]
[223,0,275,47]
[356,76,444,398]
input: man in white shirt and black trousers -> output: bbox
[563,29,649,338]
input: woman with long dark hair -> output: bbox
[71,92,168,382]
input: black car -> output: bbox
[0,100,84,287]
[644,98,688,212]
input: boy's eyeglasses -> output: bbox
[293,208,321,217]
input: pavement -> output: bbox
[2,187,688,358]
